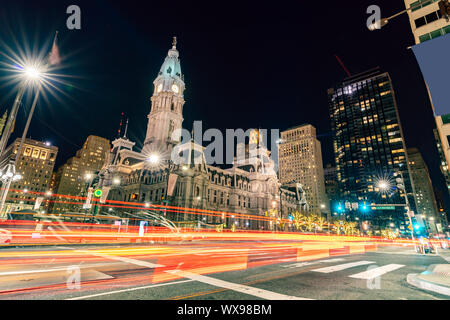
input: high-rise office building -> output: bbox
[404,0,450,196]
[0,110,7,138]
[278,124,327,215]
[407,148,441,233]
[51,135,110,213]
[404,0,450,44]
[328,68,417,232]
[324,164,339,203]
[0,138,58,213]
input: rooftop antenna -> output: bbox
[117,112,124,138]
[334,54,352,78]
[123,118,129,138]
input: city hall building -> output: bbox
[98,38,301,229]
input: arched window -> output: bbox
[195,186,200,197]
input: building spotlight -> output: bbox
[147,154,160,164]
[113,177,121,185]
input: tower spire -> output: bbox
[124,118,129,138]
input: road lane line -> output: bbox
[75,250,164,268]
[311,261,375,273]
[349,264,405,280]
[282,258,346,269]
[66,279,194,300]
[77,249,311,300]
[166,269,311,300]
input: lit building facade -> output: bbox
[97,39,300,230]
[0,138,58,212]
[324,164,339,203]
[405,0,450,196]
[407,148,442,233]
[404,0,450,44]
[50,135,110,213]
[328,68,418,233]
[278,124,328,215]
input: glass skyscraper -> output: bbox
[328,68,418,235]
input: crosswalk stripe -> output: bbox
[311,261,375,273]
[349,264,405,280]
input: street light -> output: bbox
[368,1,426,31]
[0,60,47,216]
[24,66,43,80]
[376,180,390,191]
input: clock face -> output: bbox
[171,84,179,93]
[157,84,163,93]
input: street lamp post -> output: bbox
[368,1,434,30]
[0,65,44,217]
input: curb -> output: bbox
[407,273,450,297]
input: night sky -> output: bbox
[1,0,448,210]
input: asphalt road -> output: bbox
[0,243,448,300]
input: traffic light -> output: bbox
[439,0,450,21]
[360,202,369,212]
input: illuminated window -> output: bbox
[32,149,40,158]
[24,147,32,157]
[40,151,47,160]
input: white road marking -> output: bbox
[75,250,164,268]
[349,264,405,280]
[66,279,194,300]
[167,269,311,300]
[77,249,311,300]
[311,261,375,273]
[0,267,73,276]
[282,258,346,269]
[0,262,123,277]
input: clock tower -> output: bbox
[143,37,185,155]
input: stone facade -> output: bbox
[98,39,300,229]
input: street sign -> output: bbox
[100,187,110,204]
[84,187,93,209]
[33,197,44,210]
[371,206,395,210]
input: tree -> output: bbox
[343,221,358,235]
[292,211,305,231]
[304,215,317,232]
[315,216,327,233]
[333,220,346,235]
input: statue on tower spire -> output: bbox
[172,36,177,49]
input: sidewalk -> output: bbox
[407,263,450,297]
